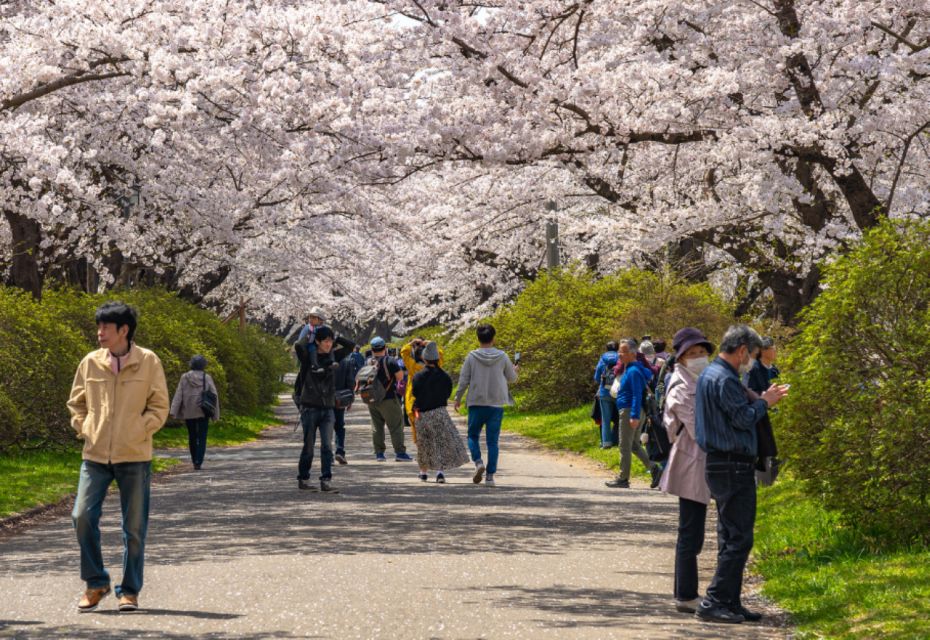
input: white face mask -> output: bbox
[683,356,709,375]
[739,356,755,376]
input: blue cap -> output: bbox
[370,337,386,350]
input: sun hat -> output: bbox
[672,328,715,360]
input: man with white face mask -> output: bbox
[694,325,789,624]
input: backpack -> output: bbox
[600,356,618,389]
[355,357,392,405]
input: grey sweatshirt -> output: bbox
[454,347,518,408]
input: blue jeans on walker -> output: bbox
[466,406,504,474]
[298,407,335,481]
[72,460,152,596]
[598,396,618,446]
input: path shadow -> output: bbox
[90,608,242,620]
[0,627,311,640]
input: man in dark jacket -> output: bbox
[294,325,355,491]
[332,354,356,465]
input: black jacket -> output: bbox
[411,365,453,412]
[295,335,356,408]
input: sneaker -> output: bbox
[485,473,495,486]
[395,452,413,462]
[605,477,630,488]
[320,480,338,492]
[77,586,111,612]
[695,600,744,624]
[473,462,486,484]
[436,473,446,484]
[650,465,663,489]
[118,594,139,612]
[731,604,763,622]
[418,473,428,482]
[193,464,202,470]
[298,479,314,490]
[375,453,387,462]
[675,598,701,613]
[599,443,614,450]
[335,453,347,465]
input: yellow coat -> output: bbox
[67,345,170,464]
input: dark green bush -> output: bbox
[777,218,930,546]
[0,286,290,450]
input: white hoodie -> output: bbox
[454,348,518,408]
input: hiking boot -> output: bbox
[650,465,663,489]
[605,477,630,488]
[485,473,495,487]
[298,479,314,490]
[395,452,413,462]
[731,604,763,622]
[320,480,337,492]
[436,473,446,484]
[375,453,387,462]
[77,586,111,612]
[335,453,348,465]
[118,594,139,612]
[473,462,486,484]
[675,597,701,613]
[695,600,744,624]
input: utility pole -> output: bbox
[545,201,561,269]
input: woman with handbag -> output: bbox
[410,341,469,483]
[170,355,220,470]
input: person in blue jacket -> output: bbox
[606,338,662,489]
[593,341,620,448]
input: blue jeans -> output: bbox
[298,407,335,481]
[466,406,504,474]
[704,456,757,606]
[333,408,346,455]
[72,460,151,596]
[598,396,618,445]
[185,417,209,466]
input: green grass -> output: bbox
[501,401,930,640]
[153,405,283,448]
[0,450,178,518]
[1,404,282,519]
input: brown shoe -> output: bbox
[77,586,111,612]
[118,594,139,612]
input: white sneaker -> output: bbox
[485,473,495,486]
[473,462,485,484]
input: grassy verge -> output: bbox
[502,402,930,639]
[1,404,282,519]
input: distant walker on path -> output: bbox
[170,354,220,470]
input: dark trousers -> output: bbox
[185,417,209,466]
[334,408,346,455]
[298,407,335,481]
[704,458,757,606]
[675,497,708,601]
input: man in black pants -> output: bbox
[694,325,788,624]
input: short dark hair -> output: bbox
[95,302,138,342]
[606,341,619,352]
[719,325,764,355]
[653,339,666,353]
[190,355,208,371]
[476,324,496,344]
[314,326,334,342]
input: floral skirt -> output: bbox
[415,407,470,471]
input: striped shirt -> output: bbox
[695,357,768,456]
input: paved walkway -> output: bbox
[0,398,790,639]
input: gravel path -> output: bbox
[0,398,790,639]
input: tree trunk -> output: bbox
[3,210,43,300]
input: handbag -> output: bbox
[335,388,355,409]
[199,372,218,419]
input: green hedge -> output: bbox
[0,286,290,451]
[777,218,930,546]
[415,267,733,411]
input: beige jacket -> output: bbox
[67,345,170,464]
[659,366,711,505]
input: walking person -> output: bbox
[401,337,445,444]
[332,352,356,465]
[411,341,470,482]
[605,339,662,489]
[67,302,170,613]
[364,337,412,462]
[593,341,620,448]
[169,355,220,470]
[658,328,715,614]
[294,325,355,491]
[453,324,518,487]
[694,325,789,624]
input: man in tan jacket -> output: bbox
[67,302,169,613]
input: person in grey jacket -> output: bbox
[453,324,518,486]
[169,355,220,470]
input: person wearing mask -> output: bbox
[606,339,662,489]
[411,341,469,482]
[170,355,220,470]
[747,337,779,395]
[593,341,620,448]
[659,328,715,614]
[694,325,788,624]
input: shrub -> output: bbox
[777,218,930,546]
